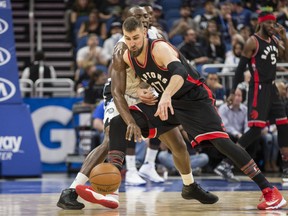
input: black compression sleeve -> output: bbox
[167,61,188,80]
[232,56,250,91]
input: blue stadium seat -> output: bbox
[169,35,183,47]
[161,0,182,11]
[164,9,181,20]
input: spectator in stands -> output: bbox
[77,9,107,40]
[152,4,168,34]
[261,124,279,172]
[168,4,198,40]
[214,2,237,51]
[194,0,217,33]
[276,0,288,30]
[214,88,248,182]
[21,51,56,97]
[222,41,244,73]
[75,62,96,91]
[103,22,123,60]
[231,0,252,28]
[218,88,248,142]
[238,25,252,42]
[76,34,110,70]
[70,0,94,24]
[248,13,258,35]
[206,32,226,64]
[98,0,126,21]
[79,67,107,106]
[205,73,225,105]
[178,28,209,73]
[157,126,209,176]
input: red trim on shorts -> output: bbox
[191,131,229,148]
[148,128,157,138]
[251,57,259,108]
[248,120,266,128]
[129,105,141,112]
[276,117,288,125]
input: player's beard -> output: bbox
[129,40,144,57]
[263,25,274,37]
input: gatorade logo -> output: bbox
[0,47,11,66]
[0,18,8,34]
[0,77,16,102]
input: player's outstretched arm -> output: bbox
[152,41,185,120]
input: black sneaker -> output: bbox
[214,161,240,182]
[181,182,219,204]
[57,188,85,210]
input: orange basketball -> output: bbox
[89,163,121,195]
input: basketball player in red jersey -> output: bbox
[214,10,288,189]
[107,16,286,210]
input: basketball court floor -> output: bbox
[0,174,287,216]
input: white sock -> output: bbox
[180,172,194,186]
[126,155,137,171]
[144,148,158,166]
[70,172,89,188]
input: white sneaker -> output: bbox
[139,163,165,183]
[125,170,146,186]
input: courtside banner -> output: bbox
[0,104,41,176]
[0,0,22,104]
[0,0,41,177]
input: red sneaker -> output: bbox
[257,187,287,210]
[76,185,119,209]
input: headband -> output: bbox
[258,14,276,23]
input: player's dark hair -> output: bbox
[123,17,143,32]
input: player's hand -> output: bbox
[154,92,174,121]
[126,122,142,142]
[137,87,158,105]
[275,23,287,40]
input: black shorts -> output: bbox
[129,103,180,138]
[172,84,229,147]
[247,82,287,128]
